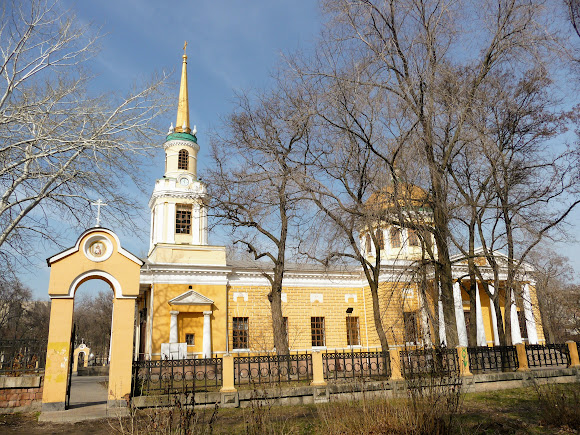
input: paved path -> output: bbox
[39,375,128,423]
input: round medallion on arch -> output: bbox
[83,234,113,262]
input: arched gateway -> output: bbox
[42,228,142,411]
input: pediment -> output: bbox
[169,290,214,305]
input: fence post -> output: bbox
[456,346,472,377]
[515,343,529,371]
[389,347,403,380]
[566,341,580,368]
[220,355,236,393]
[310,351,327,386]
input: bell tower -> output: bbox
[147,44,222,265]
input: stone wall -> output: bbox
[0,375,43,413]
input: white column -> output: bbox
[149,209,155,251]
[510,288,522,344]
[169,310,179,343]
[475,286,487,346]
[166,203,176,243]
[191,204,200,245]
[523,283,539,344]
[488,285,500,346]
[438,282,447,346]
[453,281,468,347]
[201,206,208,245]
[418,289,431,346]
[155,203,164,244]
[203,311,212,358]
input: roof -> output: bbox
[366,183,430,211]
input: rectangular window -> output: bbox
[403,311,418,344]
[311,317,325,347]
[176,204,192,234]
[390,228,401,249]
[233,317,249,349]
[346,316,360,346]
[408,229,419,246]
[185,333,195,346]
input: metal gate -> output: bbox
[65,324,76,409]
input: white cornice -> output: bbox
[163,139,200,152]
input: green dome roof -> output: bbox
[165,132,197,144]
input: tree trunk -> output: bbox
[270,276,289,355]
[369,281,390,352]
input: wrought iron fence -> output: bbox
[233,352,312,386]
[323,350,390,381]
[88,354,109,367]
[467,346,518,373]
[0,339,46,375]
[131,357,222,396]
[526,344,570,368]
[400,347,459,379]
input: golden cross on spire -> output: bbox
[183,41,187,56]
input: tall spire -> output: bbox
[174,41,191,134]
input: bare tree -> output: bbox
[567,0,580,38]
[0,277,32,338]
[289,0,566,347]
[207,89,309,355]
[0,0,170,271]
[74,290,113,357]
[529,249,579,343]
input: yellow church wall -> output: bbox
[360,280,420,348]
[228,285,368,352]
[178,312,204,353]
[150,283,227,357]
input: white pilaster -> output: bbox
[134,304,140,361]
[453,281,468,347]
[510,288,522,344]
[167,203,176,244]
[475,286,487,346]
[203,311,212,358]
[488,285,500,345]
[523,283,538,344]
[191,204,200,245]
[438,282,447,346]
[170,310,179,343]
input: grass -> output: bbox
[1,384,579,434]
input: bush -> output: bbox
[318,375,463,435]
[535,382,580,431]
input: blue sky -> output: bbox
[20,1,580,298]
[22,1,322,298]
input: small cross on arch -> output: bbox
[91,199,108,227]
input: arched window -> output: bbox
[390,227,402,249]
[178,149,189,170]
[365,233,372,254]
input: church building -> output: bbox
[135,50,545,360]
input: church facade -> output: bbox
[135,51,545,361]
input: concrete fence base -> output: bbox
[131,367,580,410]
